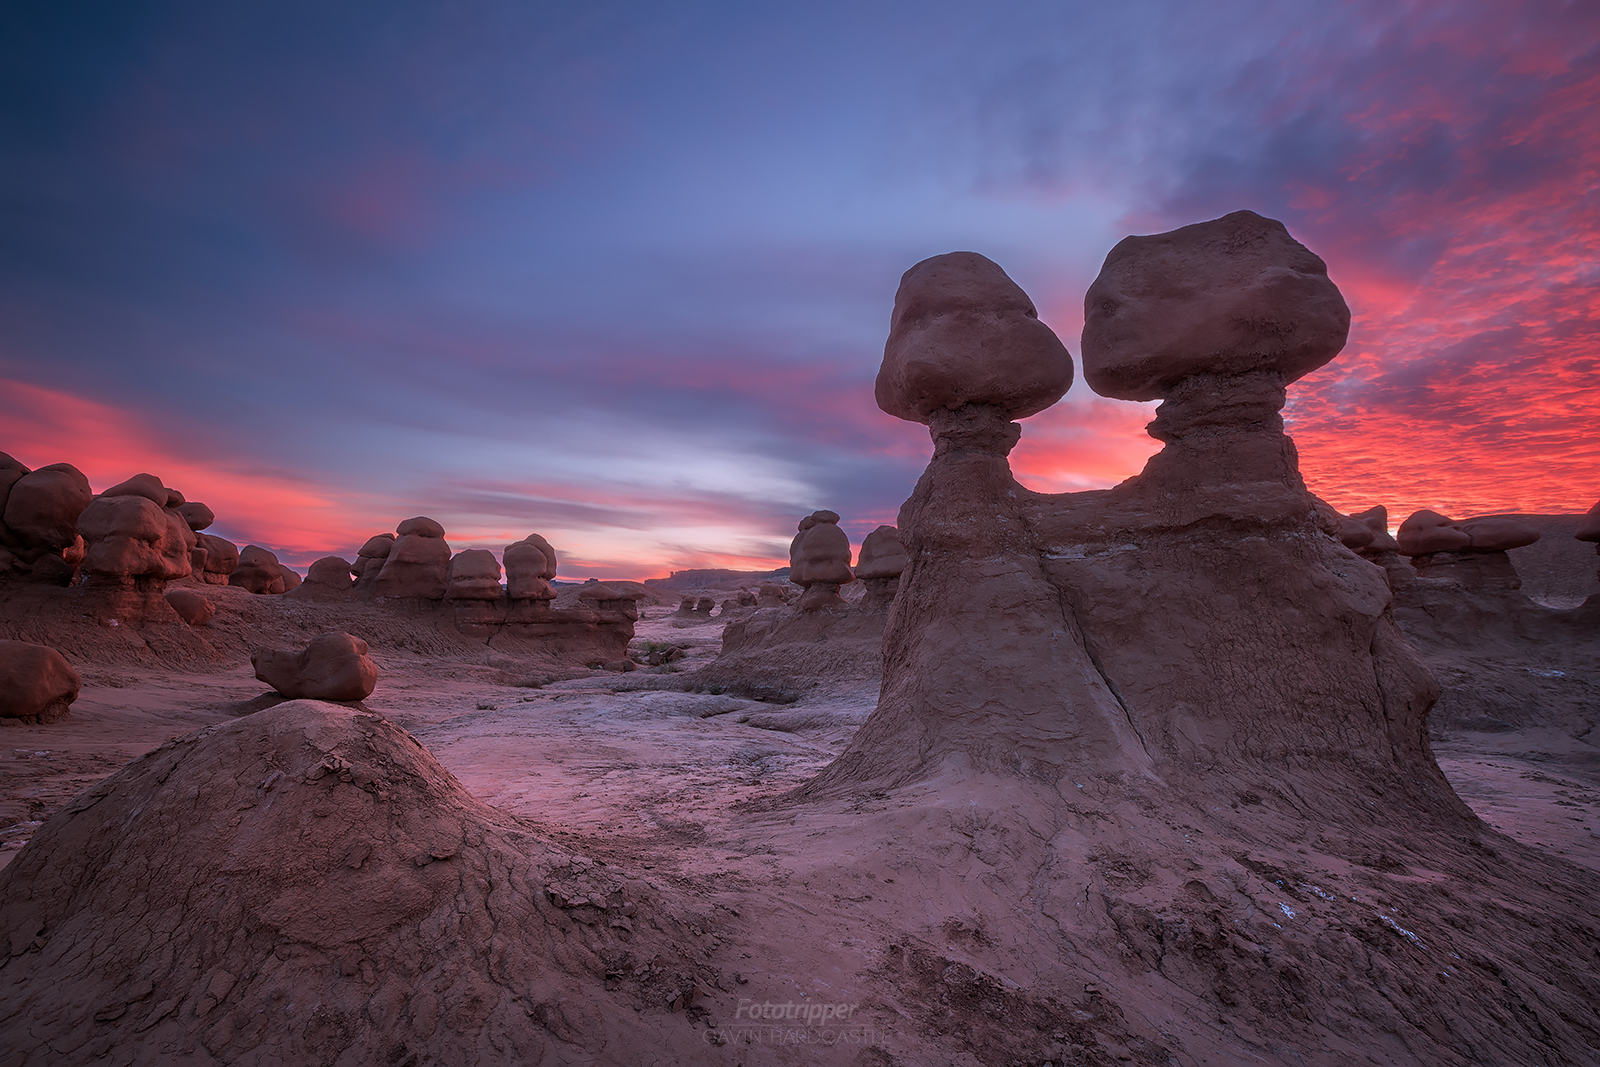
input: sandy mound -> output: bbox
[0,701,717,1066]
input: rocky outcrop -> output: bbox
[503,534,557,600]
[192,532,239,585]
[252,632,378,701]
[854,524,907,610]
[350,533,395,595]
[0,458,93,584]
[372,517,450,599]
[295,555,355,595]
[1579,501,1600,582]
[0,639,81,723]
[1398,509,1540,589]
[229,545,288,595]
[788,510,855,611]
[78,491,195,587]
[446,549,502,600]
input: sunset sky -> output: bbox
[3,1,1596,576]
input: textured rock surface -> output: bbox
[374,518,450,599]
[3,464,92,555]
[229,545,287,595]
[446,549,503,600]
[789,511,855,612]
[0,702,712,1065]
[193,533,239,585]
[301,555,356,593]
[252,632,378,701]
[877,252,1072,423]
[0,639,81,722]
[163,589,214,627]
[1399,510,1540,589]
[175,501,215,532]
[1081,209,1350,401]
[504,535,557,600]
[78,494,195,583]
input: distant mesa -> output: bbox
[0,639,81,723]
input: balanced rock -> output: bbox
[788,510,855,611]
[163,589,215,627]
[877,252,1073,423]
[252,632,378,701]
[446,549,503,599]
[0,640,81,723]
[373,518,450,599]
[1398,509,1539,589]
[3,463,93,555]
[504,534,557,599]
[230,545,288,594]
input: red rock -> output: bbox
[230,545,288,594]
[1349,506,1399,553]
[1460,516,1540,551]
[1082,210,1349,401]
[252,632,378,701]
[194,532,239,584]
[373,519,450,599]
[77,494,195,581]
[855,524,908,578]
[446,549,503,599]
[101,473,168,503]
[0,640,81,723]
[1397,510,1472,555]
[305,556,355,590]
[164,589,215,626]
[877,252,1073,423]
[278,564,302,591]
[357,533,396,558]
[176,501,215,531]
[3,463,92,552]
[1577,501,1600,543]
[789,510,855,611]
[504,541,555,599]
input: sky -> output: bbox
[2,0,1596,577]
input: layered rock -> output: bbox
[854,524,907,610]
[0,639,81,723]
[252,632,379,701]
[504,534,558,600]
[1398,509,1540,589]
[372,517,450,599]
[577,582,646,621]
[788,510,855,611]
[229,545,288,594]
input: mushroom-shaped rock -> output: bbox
[164,588,215,626]
[1336,516,1375,550]
[1397,510,1471,556]
[447,549,503,599]
[877,252,1073,423]
[350,532,397,593]
[102,472,168,503]
[77,493,195,582]
[3,463,92,553]
[757,581,790,608]
[230,545,288,594]
[194,532,239,584]
[176,501,215,532]
[373,518,450,598]
[854,525,908,579]
[504,537,557,599]
[1082,210,1350,402]
[789,511,855,611]
[0,640,81,723]
[578,582,646,620]
[252,632,378,701]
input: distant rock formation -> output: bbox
[373,517,451,599]
[78,479,196,588]
[252,632,378,701]
[230,545,288,594]
[1398,509,1540,589]
[192,532,240,585]
[0,639,81,723]
[296,555,355,595]
[788,510,855,611]
[350,533,395,594]
[446,549,502,600]
[854,524,907,610]
[503,534,557,600]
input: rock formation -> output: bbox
[0,702,711,1064]
[1398,509,1540,589]
[350,532,396,594]
[577,582,647,622]
[0,639,81,723]
[503,534,557,600]
[0,458,93,584]
[372,517,450,599]
[788,510,855,611]
[446,549,502,599]
[163,588,214,627]
[756,581,790,608]
[252,632,378,701]
[296,555,355,595]
[1338,504,1414,591]
[277,564,302,592]
[192,532,239,584]
[229,545,288,594]
[853,524,907,610]
[1579,500,1600,582]
[77,477,196,589]
[175,501,215,532]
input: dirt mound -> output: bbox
[0,701,716,1065]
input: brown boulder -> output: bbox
[1460,515,1540,551]
[230,545,288,594]
[163,589,215,626]
[175,501,215,531]
[77,494,194,582]
[0,640,81,723]
[252,632,378,701]
[3,463,92,553]
[373,518,450,599]
[194,532,239,584]
[1396,509,1471,556]
[854,524,908,579]
[277,564,302,591]
[1081,209,1350,401]
[446,549,503,599]
[789,510,854,611]
[303,555,355,591]
[877,251,1073,423]
[101,472,168,503]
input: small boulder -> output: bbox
[176,502,216,532]
[101,473,168,504]
[252,632,378,701]
[1397,510,1471,556]
[230,545,288,594]
[164,589,215,627]
[0,640,81,723]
